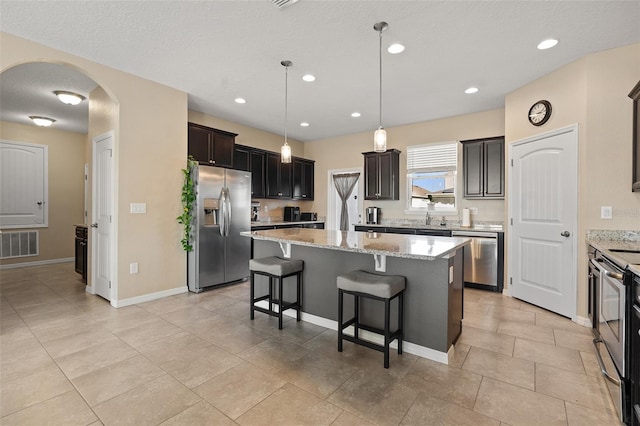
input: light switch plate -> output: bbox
[469,207,478,215]
[601,206,613,219]
[130,203,146,214]
[129,262,138,274]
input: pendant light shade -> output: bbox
[281,60,292,164]
[373,21,388,152]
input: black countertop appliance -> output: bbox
[283,206,301,222]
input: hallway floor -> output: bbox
[0,262,620,425]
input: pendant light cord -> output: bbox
[284,64,288,145]
[378,27,383,129]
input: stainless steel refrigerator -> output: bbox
[188,165,251,292]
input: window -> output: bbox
[406,142,457,213]
[0,140,48,228]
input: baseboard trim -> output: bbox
[254,300,450,365]
[112,286,188,308]
[574,315,591,328]
[0,258,74,269]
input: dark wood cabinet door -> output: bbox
[234,145,250,171]
[279,161,292,198]
[462,137,504,199]
[364,154,379,199]
[463,141,484,198]
[212,132,234,168]
[188,124,211,165]
[266,152,280,197]
[378,151,394,199]
[630,80,640,191]
[292,158,314,199]
[302,160,314,200]
[250,150,266,198]
[483,138,505,197]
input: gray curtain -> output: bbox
[332,173,360,231]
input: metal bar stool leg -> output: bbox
[354,294,360,339]
[278,276,284,330]
[296,271,302,321]
[398,291,404,354]
[384,298,391,369]
[338,289,344,352]
[250,271,255,320]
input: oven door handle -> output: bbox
[592,338,621,385]
[602,269,624,280]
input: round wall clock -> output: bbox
[528,100,552,126]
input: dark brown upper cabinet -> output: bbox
[462,137,505,199]
[363,149,401,200]
[250,149,266,198]
[292,158,314,200]
[266,152,292,198]
[629,80,640,192]
[188,122,237,168]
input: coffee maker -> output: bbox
[366,207,381,224]
[251,202,260,222]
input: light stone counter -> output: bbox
[242,228,470,261]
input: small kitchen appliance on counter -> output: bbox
[251,202,260,222]
[366,207,381,224]
[283,206,301,222]
[300,212,317,221]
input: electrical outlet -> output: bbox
[469,207,478,215]
[130,203,146,214]
[129,262,138,274]
[601,206,613,219]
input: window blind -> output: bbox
[407,142,457,172]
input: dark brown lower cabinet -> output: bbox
[75,226,87,283]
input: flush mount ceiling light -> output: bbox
[387,43,405,54]
[465,87,479,94]
[373,21,389,152]
[537,38,558,50]
[234,97,246,104]
[351,112,361,118]
[280,60,292,164]
[302,74,315,82]
[300,122,309,127]
[29,116,56,127]
[53,90,85,105]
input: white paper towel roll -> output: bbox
[462,208,471,227]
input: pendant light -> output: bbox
[280,60,292,164]
[373,21,388,152]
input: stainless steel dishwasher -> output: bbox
[451,230,498,290]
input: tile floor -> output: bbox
[0,262,621,425]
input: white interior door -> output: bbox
[92,132,114,301]
[509,125,578,318]
[327,169,362,231]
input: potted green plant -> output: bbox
[177,156,198,251]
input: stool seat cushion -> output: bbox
[337,270,406,299]
[249,256,303,276]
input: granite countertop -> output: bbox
[354,222,504,232]
[242,227,470,261]
[588,239,640,276]
[251,220,324,227]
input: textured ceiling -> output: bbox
[1,1,639,139]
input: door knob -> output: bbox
[560,231,570,237]
[91,223,98,228]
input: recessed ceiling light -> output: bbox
[300,122,309,127]
[53,90,85,105]
[302,74,315,82]
[537,39,558,50]
[351,112,361,118]
[465,87,479,94]
[387,43,405,54]
[234,97,246,104]
[29,116,56,127]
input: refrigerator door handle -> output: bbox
[225,188,232,237]
[219,188,227,236]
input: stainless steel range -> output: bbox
[590,243,639,425]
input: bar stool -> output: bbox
[337,270,405,368]
[249,256,303,330]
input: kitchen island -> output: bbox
[242,228,470,364]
